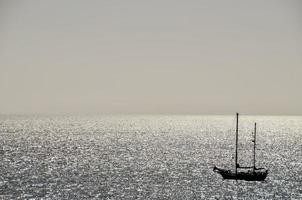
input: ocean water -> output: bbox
[0,115,301,199]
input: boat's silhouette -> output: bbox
[213,166,268,181]
[213,113,268,181]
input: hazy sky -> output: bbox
[1,0,302,115]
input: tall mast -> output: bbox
[235,113,239,175]
[253,123,256,172]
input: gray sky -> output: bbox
[1,0,302,115]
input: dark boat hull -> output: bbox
[213,166,268,181]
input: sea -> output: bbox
[0,115,301,199]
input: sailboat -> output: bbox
[213,113,268,181]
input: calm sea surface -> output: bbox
[0,115,301,199]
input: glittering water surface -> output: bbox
[0,115,301,199]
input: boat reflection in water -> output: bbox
[213,113,268,181]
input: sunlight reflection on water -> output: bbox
[0,115,301,199]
